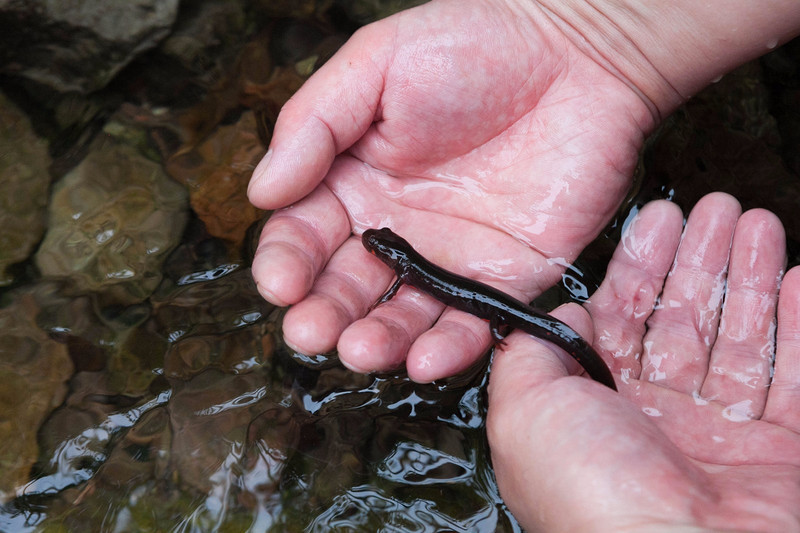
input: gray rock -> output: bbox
[0,0,179,93]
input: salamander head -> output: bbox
[362,227,412,270]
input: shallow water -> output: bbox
[0,3,799,532]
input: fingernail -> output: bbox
[254,148,273,179]
[248,148,273,196]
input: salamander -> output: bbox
[362,227,617,391]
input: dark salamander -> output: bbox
[362,227,616,391]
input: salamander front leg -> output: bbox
[369,277,404,312]
[489,314,509,348]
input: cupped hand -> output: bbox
[248,0,657,381]
[488,192,800,531]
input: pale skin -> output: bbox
[247,0,800,530]
[490,193,800,531]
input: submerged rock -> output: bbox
[168,371,295,494]
[35,138,188,303]
[0,91,51,285]
[159,0,249,77]
[334,0,428,23]
[0,292,73,501]
[166,112,267,247]
[151,267,276,380]
[0,0,179,93]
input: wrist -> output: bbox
[533,0,800,119]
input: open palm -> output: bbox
[488,193,800,531]
[248,0,656,381]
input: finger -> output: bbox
[489,302,602,401]
[485,304,591,530]
[763,266,800,430]
[381,224,563,383]
[486,303,669,531]
[282,236,391,354]
[251,183,352,307]
[701,209,785,417]
[337,284,446,374]
[337,221,553,381]
[640,192,741,393]
[404,307,493,383]
[247,24,388,210]
[585,200,684,382]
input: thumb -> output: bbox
[247,23,391,210]
[486,303,609,530]
[488,302,598,406]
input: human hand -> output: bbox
[487,192,800,531]
[247,0,657,381]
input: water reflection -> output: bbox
[20,389,173,502]
[308,484,506,532]
[0,275,511,531]
[378,441,473,485]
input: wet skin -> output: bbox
[362,227,617,390]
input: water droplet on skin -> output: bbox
[721,399,754,422]
[692,390,712,405]
[642,407,662,417]
[465,257,519,281]
[767,38,779,50]
[546,256,571,269]
[642,341,670,382]
[416,353,433,369]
